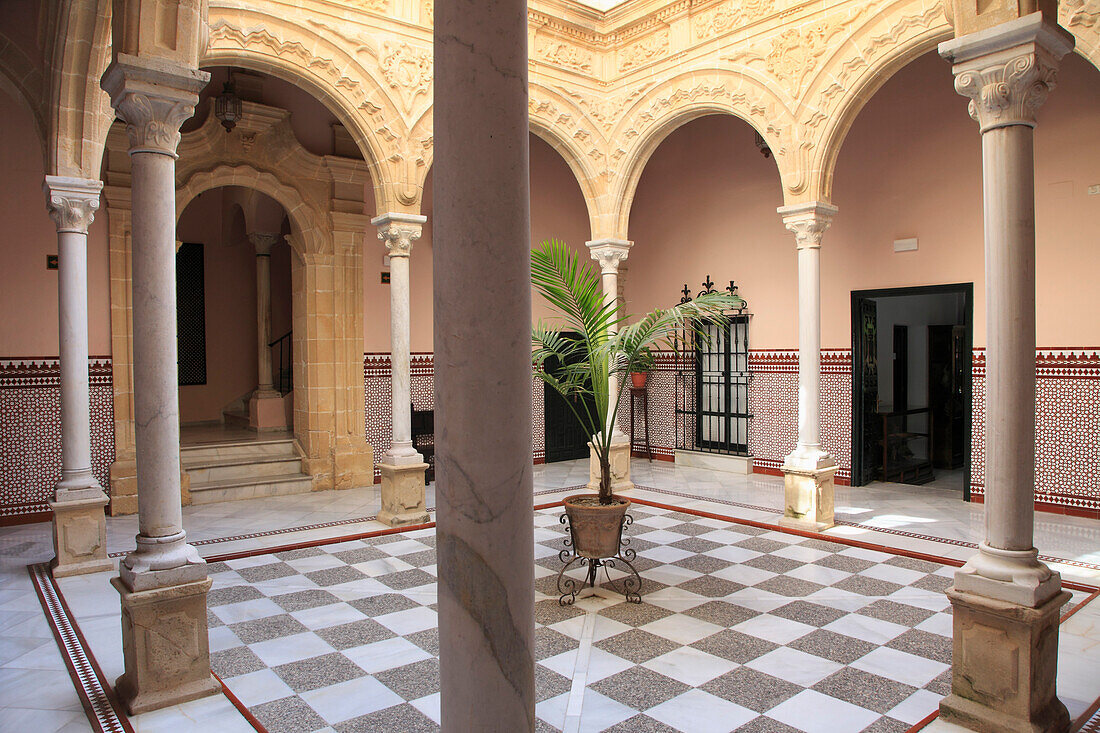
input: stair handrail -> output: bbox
[269,330,292,394]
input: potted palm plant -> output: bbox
[532,239,742,560]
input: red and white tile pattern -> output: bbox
[0,358,115,522]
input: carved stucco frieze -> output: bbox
[380,42,433,113]
[558,83,653,132]
[692,0,774,40]
[619,29,670,72]
[537,38,594,73]
[1064,0,1100,29]
[44,177,103,234]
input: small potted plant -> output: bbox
[630,347,655,389]
[532,239,742,563]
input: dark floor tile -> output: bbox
[676,575,745,599]
[770,600,847,628]
[598,599,673,627]
[305,565,369,587]
[400,549,437,568]
[534,598,586,626]
[273,652,368,693]
[682,599,758,628]
[926,668,952,696]
[701,666,803,713]
[673,553,730,575]
[834,575,904,597]
[535,664,573,702]
[336,703,438,733]
[211,645,266,677]
[669,536,723,554]
[535,627,579,661]
[270,588,343,613]
[316,618,396,650]
[349,593,421,617]
[601,714,679,733]
[743,554,804,574]
[860,717,911,733]
[798,539,847,553]
[208,585,263,607]
[593,665,690,710]
[663,521,718,537]
[735,716,802,733]
[815,554,875,574]
[274,546,326,560]
[887,628,952,665]
[375,658,440,701]
[236,562,298,583]
[406,627,439,656]
[912,574,953,593]
[812,667,917,714]
[207,609,225,628]
[595,628,681,664]
[735,537,789,554]
[331,546,388,565]
[690,628,778,664]
[229,614,308,644]
[251,695,329,733]
[789,628,877,664]
[885,556,943,574]
[858,599,935,626]
[205,561,232,574]
[753,575,825,598]
[379,568,436,590]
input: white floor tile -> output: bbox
[642,647,736,686]
[852,647,949,688]
[300,675,403,723]
[646,689,756,733]
[767,689,880,733]
[745,647,842,687]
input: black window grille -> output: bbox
[675,278,752,456]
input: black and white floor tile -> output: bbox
[201,504,1039,733]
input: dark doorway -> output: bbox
[543,333,597,463]
[851,284,973,495]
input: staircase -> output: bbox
[181,437,312,505]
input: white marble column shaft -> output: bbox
[778,202,837,469]
[46,177,104,494]
[250,232,280,396]
[373,213,426,464]
[940,13,1073,607]
[102,55,210,590]
[586,239,632,440]
[434,0,535,725]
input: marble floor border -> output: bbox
[27,562,133,733]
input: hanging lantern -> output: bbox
[754,130,771,159]
[214,76,242,133]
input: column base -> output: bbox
[779,452,836,531]
[378,461,429,527]
[111,575,220,715]
[587,440,633,494]
[940,586,1070,733]
[49,489,113,577]
[249,390,292,431]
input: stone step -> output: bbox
[223,410,250,430]
[188,473,314,505]
[183,455,304,484]
[180,438,299,464]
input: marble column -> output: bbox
[777,202,838,531]
[585,239,634,495]
[44,176,114,577]
[372,213,429,526]
[248,232,287,430]
[434,0,535,725]
[938,14,1073,732]
[101,54,218,714]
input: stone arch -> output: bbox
[807,1,1100,203]
[176,164,330,258]
[608,69,793,238]
[202,10,405,212]
[0,29,47,154]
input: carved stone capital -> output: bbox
[100,54,209,157]
[939,13,1074,133]
[372,212,426,258]
[44,176,103,234]
[248,232,281,256]
[777,202,838,250]
[586,238,632,274]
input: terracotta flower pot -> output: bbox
[563,494,631,559]
[630,372,647,388]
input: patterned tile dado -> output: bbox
[0,358,115,522]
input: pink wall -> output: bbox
[364,134,592,352]
[625,51,1100,351]
[0,88,112,357]
[176,188,264,423]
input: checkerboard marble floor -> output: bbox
[204,503,1090,733]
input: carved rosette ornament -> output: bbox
[100,54,210,157]
[376,220,423,258]
[940,14,1074,133]
[779,203,837,250]
[44,177,104,234]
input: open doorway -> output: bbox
[851,284,973,495]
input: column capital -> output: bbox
[248,232,281,256]
[372,212,426,258]
[44,176,103,234]
[939,13,1074,133]
[586,238,632,274]
[777,202,838,250]
[100,54,209,157]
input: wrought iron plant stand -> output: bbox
[557,511,643,606]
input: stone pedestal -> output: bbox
[587,440,634,495]
[111,576,220,715]
[378,461,431,526]
[940,587,1070,733]
[50,490,113,577]
[248,391,290,431]
[778,458,837,532]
